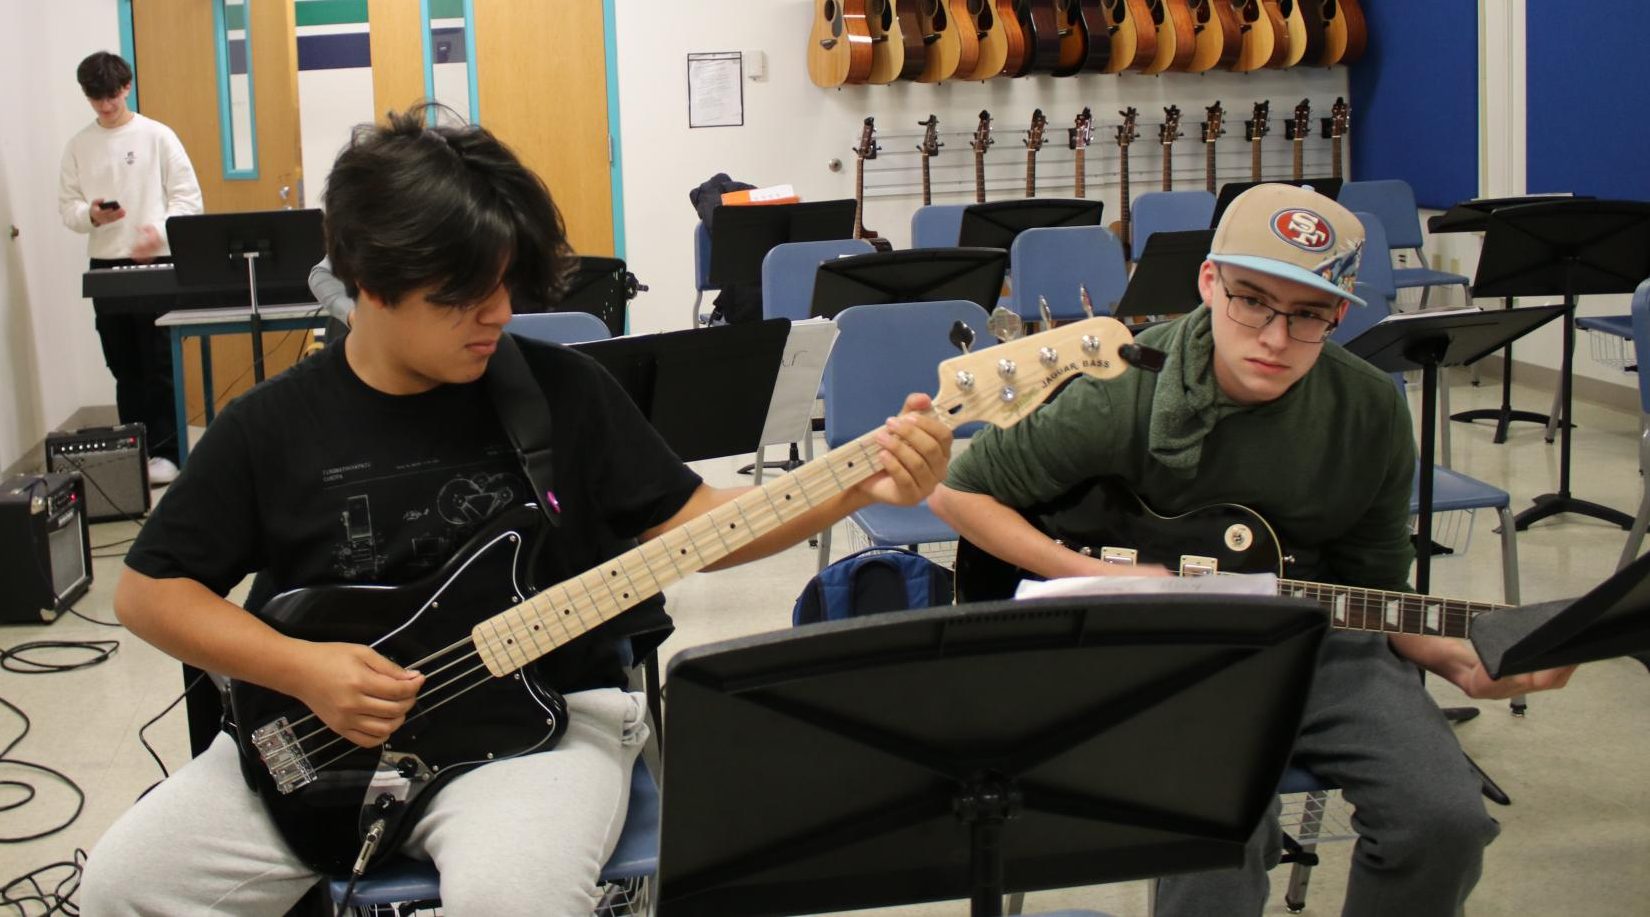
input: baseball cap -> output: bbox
[1208,183,1367,307]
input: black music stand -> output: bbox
[1471,550,1650,679]
[166,210,325,383]
[706,200,858,289]
[1114,229,1214,319]
[1471,200,1650,531]
[811,247,1009,317]
[1344,305,1565,594]
[657,596,1328,917]
[1211,178,1342,226]
[1430,196,1592,443]
[958,199,1104,251]
[529,319,789,463]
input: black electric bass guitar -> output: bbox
[954,477,1501,638]
[231,317,1161,876]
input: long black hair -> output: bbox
[322,104,573,311]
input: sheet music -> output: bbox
[1016,572,1280,600]
[759,319,838,447]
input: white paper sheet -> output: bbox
[687,52,743,128]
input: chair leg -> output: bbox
[816,524,833,572]
[691,290,703,328]
[1496,505,1527,717]
[1620,424,1650,572]
[752,445,766,486]
[1283,790,1328,914]
[1004,891,1025,914]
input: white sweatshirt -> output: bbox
[59,113,204,260]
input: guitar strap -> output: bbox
[484,333,561,528]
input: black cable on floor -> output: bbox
[0,696,86,845]
[0,848,84,916]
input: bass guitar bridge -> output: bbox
[252,717,316,794]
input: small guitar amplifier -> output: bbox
[0,473,92,624]
[45,423,150,522]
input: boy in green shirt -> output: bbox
[932,184,1572,916]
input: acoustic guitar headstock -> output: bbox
[1115,107,1140,148]
[1025,108,1048,153]
[856,117,882,161]
[918,114,942,157]
[1246,99,1271,141]
[1202,100,1226,143]
[971,110,994,154]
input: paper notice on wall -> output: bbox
[687,52,743,128]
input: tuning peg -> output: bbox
[949,320,976,354]
[1119,344,1168,373]
[1037,295,1054,327]
[986,305,1024,343]
[1078,284,1095,319]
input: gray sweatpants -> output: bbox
[1155,632,1501,917]
[79,687,649,917]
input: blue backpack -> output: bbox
[792,547,955,626]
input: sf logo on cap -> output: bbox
[1272,209,1335,252]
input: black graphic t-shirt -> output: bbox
[126,337,702,691]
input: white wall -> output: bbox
[614,1,1349,334]
[0,0,124,470]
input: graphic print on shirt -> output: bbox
[324,452,525,581]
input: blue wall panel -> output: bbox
[1528,4,1650,202]
[1349,2,1478,209]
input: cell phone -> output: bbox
[98,200,120,211]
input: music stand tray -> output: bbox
[515,319,789,463]
[657,596,1329,917]
[1472,551,1650,679]
[1114,230,1214,319]
[707,200,858,288]
[1344,305,1566,594]
[958,199,1104,251]
[811,247,1009,318]
[1211,178,1342,226]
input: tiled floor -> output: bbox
[2,367,1647,915]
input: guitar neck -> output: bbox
[1025,151,1036,198]
[921,155,932,206]
[1292,138,1303,181]
[1205,141,1216,194]
[854,158,868,238]
[1331,135,1342,180]
[1250,138,1262,182]
[1161,142,1174,192]
[1274,577,1498,640]
[975,151,986,203]
[1075,149,1086,198]
[473,423,910,676]
[1117,148,1132,248]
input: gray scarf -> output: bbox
[1148,305,1245,473]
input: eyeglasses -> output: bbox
[1219,274,1339,344]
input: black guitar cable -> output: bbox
[0,848,85,916]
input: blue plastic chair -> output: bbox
[760,239,876,322]
[1618,278,1650,570]
[911,203,969,248]
[817,299,992,570]
[1130,190,1216,254]
[1336,211,1454,469]
[329,756,660,913]
[1005,225,1128,322]
[505,310,613,345]
[691,221,714,326]
[1336,179,1472,307]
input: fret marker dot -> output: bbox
[679,548,687,555]
[785,494,792,500]
[563,609,571,616]
[623,593,630,599]
[728,523,736,530]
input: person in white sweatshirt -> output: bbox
[59,51,203,486]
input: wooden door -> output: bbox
[473,3,615,256]
[133,0,309,421]
[364,3,613,255]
